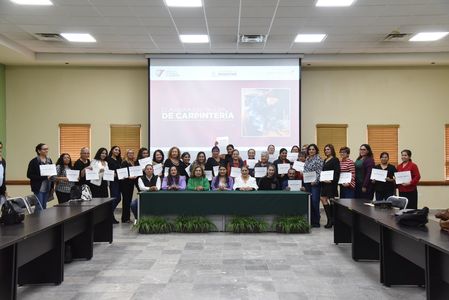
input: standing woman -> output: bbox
[303,144,323,228]
[205,146,221,176]
[27,143,54,210]
[164,146,188,177]
[90,148,109,198]
[291,145,300,153]
[226,149,245,176]
[152,149,165,176]
[320,144,340,229]
[372,152,397,200]
[339,147,355,198]
[273,148,291,185]
[244,148,256,177]
[233,165,258,191]
[222,144,235,167]
[211,165,234,191]
[54,153,75,204]
[120,149,136,223]
[181,152,191,169]
[190,151,207,173]
[254,151,270,185]
[355,144,375,200]
[136,147,150,165]
[267,144,276,162]
[0,142,7,200]
[258,165,280,190]
[108,146,122,222]
[397,149,421,209]
[73,147,91,186]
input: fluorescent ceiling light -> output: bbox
[316,0,355,6]
[295,34,327,43]
[61,33,96,43]
[409,32,449,42]
[10,0,53,5]
[165,0,202,7]
[179,34,209,43]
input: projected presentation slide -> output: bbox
[149,59,300,153]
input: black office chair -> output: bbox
[7,195,42,214]
[386,196,413,215]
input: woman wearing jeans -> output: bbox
[303,144,323,228]
[27,143,54,210]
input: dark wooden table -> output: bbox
[332,198,449,299]
[0,197,113,300]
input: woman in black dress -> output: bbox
[120,149,136,223]
[320,144,340,229]
[163,146,188,177]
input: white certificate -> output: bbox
[371,169,388,182]
[185,165,191,177]
[85,168,99,181]
[338,172,352,184]
[246,159,257,169]
[287,152,298,162]
[138,157,153,169]
[230,167,241,178]
[254,167,267,178]
[152,163,163,176]
[103,170,115,181]
[277,163,290,175]
[292,161,305,172]
[288,180,302,191]
[303,171,317,183]
[216,136,229,146]
[129,166,143,177]
[320,170,334,182]
[268,154,276,163]
[164,167,169,177]
[117,167,129,180]
[205,170,213,181]
[39,164,57,176]
[395,171,412,184]
[213,165,219,177]
[66,169,80,182]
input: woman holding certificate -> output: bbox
[27,143,54,210]
[254,152,270,185]
[273,148,291,184]
[152,149,165,176]
[161,166,186,190]
[120,149,137,223]
[205,146,222,176]
[244,148,257,177]
[164,146,188,178]
[233,166,258,191]
[90,148,109,198]
[131,164,161,219]
[108,146,122,224]
[339,147,355,198]
[54,153,75,204]
[397,149,421,209]
[355,144,375,200]
[258,165,280,190]
[303,144,323,228]
[372,152,397,200]
[226,149,245,176]
[320,144,340,229]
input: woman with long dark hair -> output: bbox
[211,165,234,191]
[273,148,291,185]
[108,146,122,223]
[355,144,375,200]
[54,153,74,204]
[226,149,245,177]
[258,164,280,190]
[372,152,397,200]
[90,147,109,198]
[397,149,421,209]
[161,166,186,190]
[152,149,165,176]
[320,144,340,229]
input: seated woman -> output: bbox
[281,168,299,190]
[131,164,161,219]
[161,166,186,190]
[233,165,258,191]
[258,165,280,190]
[211,165,234,191]
[187,166,210,191]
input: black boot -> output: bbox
[324,204,333,229]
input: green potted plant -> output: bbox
[273,216,310,233]
[173,216,217,233]
[226,216,268,233]
[133,216,173,234]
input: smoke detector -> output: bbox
[33,33,64,42]
[239,34,266,43]
[383,31,411,42]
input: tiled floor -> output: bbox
[17,220,426,300]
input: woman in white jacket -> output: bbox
[233,165,258,191]
[89,147,109,198]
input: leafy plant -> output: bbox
[226,216,268,233]
[273,216,310,233]
[173,216,217,233]
[133,216,173,234]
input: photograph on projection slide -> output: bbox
[241,88,291,137]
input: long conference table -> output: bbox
[138,190,310,222]
[333,198,449,300]
[0,198,113,300]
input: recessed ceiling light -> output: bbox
[179,34,209,43]
[165,0,202,7]
[316,0,355,7]
[294,34,327,43]
[409,32,449,42]
[61,33,96,43]
[10,0,53,5]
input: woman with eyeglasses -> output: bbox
[355,144,375,200]
[27,143,54,210]
[397,149,421,209]
[303,144,323,228]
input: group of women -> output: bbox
[24,142,421,228]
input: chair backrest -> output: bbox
[387,196,408,210]
[6,195,41,214]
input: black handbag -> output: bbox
[396,207,429,227]
[70,185,82,200]
[0,199,25,225]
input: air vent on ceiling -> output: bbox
[33,33,64,42]
[239,34,266,43]
[383,31,411,42]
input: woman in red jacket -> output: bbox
[397,149,421,209]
